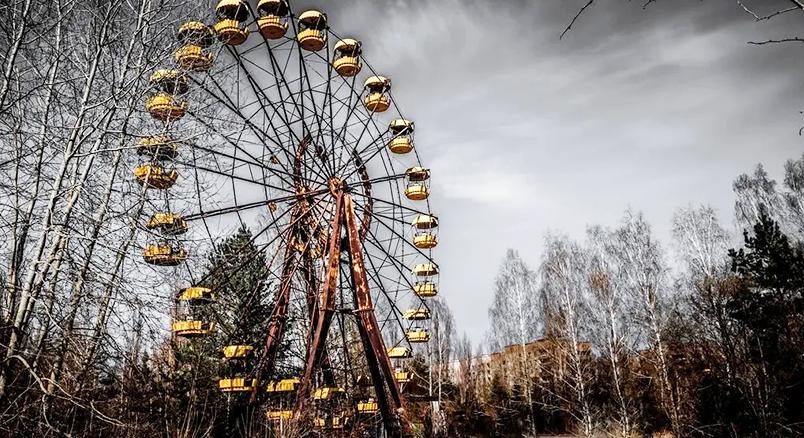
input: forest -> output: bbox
[1,0,803,437]
[447,162,804,437]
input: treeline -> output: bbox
[434,161,804,438]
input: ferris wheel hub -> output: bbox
[328,176,344,196]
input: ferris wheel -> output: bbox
[133,0,439,435]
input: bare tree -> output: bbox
[0,0,205,434]
[487,249,540,435]
[488,249,541,351]
[428,297,456,435]
[613,210,682,435]
[672,205,731,281]
[541,234,595,437]
[586,225,639,437]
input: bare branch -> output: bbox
[561,0,595,40]
[748,37,804,45]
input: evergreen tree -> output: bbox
[168,227,276,437]
[206,226,273,348]
[726,213,804,436]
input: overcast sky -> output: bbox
[294,0,804,344]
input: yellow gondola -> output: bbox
[413,233,438,249]
[145,93,187,121]
[137,136,178,160]
[257,0,290,39]
[413,281,438,298]
[178,21,215,47]
[333,38,362,77]
[177,286,214,302]
[364,75,391,112]
[266,377,300,392]
[174,45,214,72]
[149,69,188,95]
[133,164,178,189]
[143,244,187,266]
[219,377,258,392]
[357,399,379,414]
[146,213,187,235]
[214,19,249,45]
[402,308,431,321]
[412,214,438,229]
[387,346,412,359]
[297,10,327,52]
[405,167,430,201]
[412,213,438,248]
[313,386,344,400]
[412,263,439,277]
[172,320,214,337]
[215,0,249,21]
[406,328,430,343]
[394,369,413,383]
[223,345,254,359]
[388,119,414,154]
[267,410,294,421]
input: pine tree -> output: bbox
[167,227,276,437]
[726,213,804,436]
[206,226,273,348]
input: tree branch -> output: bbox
[748,37,804,45]
[561,0,595,39]
[737,1,799,21]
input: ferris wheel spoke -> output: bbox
[322,80,367,173]
[188,213,287,301]
[184,190,326,221]
[189,140,301,184]
[357,205,434,261]
[305,59,333,172]
[347,190,433,217]
[189,195,331,303]
[188,73,309,177]
[226,45,308,160]
[177,159,296,194]
[359,227,430,316]
[296,52,335,178]
[184,78,300,177]
[331,125,390,182]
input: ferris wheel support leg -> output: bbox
[252,212,299,403]
[343,195,405,437]
[302,255,336,386]
[294,134,336,386]
[296,193,345,407]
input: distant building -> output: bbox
[450,337,592,389]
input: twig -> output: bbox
[737,1,799,21]
[561,0,595,39]
[748,37,804,45]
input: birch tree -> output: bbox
[0,0,205,434]
[586,225,639,437]
[487,249,540,435]
[613,210,682,435]
[541,234,595,437]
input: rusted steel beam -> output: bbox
[252,136,313,402]
[343,195,404,436]
[251,212,298,402]
[296,192,344,407]
[302,249,335,386]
